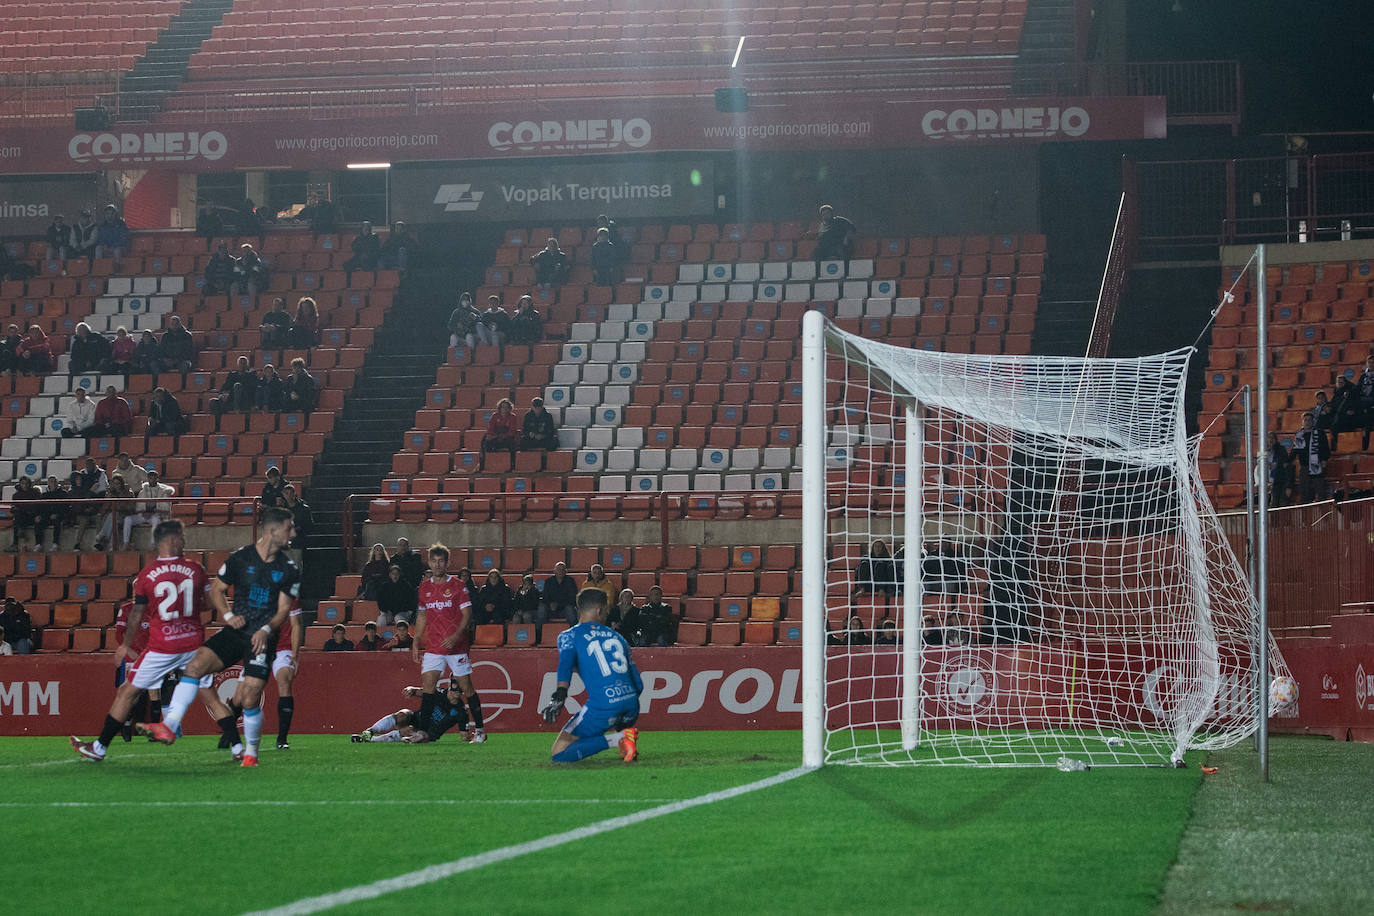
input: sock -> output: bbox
[367,714,397,734]
[454,703,470,732]
[97,714,122,749]
[276,696,294,744]
[419,692,436,731]
[129,694,148,725]
[149,696,162,723]
[467,693,485,729]
[372,729,404,743]
[161,676,201,731]
[217,714,241,749]
[243,707,263,756]
[551,734,615,763]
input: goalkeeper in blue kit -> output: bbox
[541,587,642,762]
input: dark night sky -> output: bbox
[1127,0,1374,135]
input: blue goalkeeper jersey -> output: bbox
[557,622,643,711]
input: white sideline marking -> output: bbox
[0,798,676,809]
[0,753,138,770]
[242,766,814,916]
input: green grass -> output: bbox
[1160,737,1374,915]
[1,731,1208,915]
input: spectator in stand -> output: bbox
[0,323,22,374]
[609,588,636,634]
[210,355,258,416]
[283,357,317,413]
[455,567,478,606]
[1359,355,1374,450]
[810,204,856,268]
[376,565,418,626]
[623,585,675,647]
[530,238,572,287]
[590,227,619,287]
[296,193,338,235]
[203,242,238,295]
[921,614,944,646]
[46,213,73,265]
[260,466,287,508]
[237,243,270,297]
[1,597,33,654]
[123,469,173,548]
[68,323,110,375]
[843,614,871,646]
[382,619,412,651]
[323,624,354,651]
[111,452,148,491]
[1266,431,1293,508]
[11,476,43,552]
[158,315,196,372]
[854,539,898,602]
[96,204,129,266]
[145,387,186,442]
[95,472,133,550]
[236,198,263,237]
[0,633,9,655]
[1328,377,1362,451]
[482,398,519,455]
[512,574,542,625]
[67,470,102,549]
[132,329,161,374]
[448,292,481,350]
[59,386,97,439]
[280,485,311,547]
[194,201,224,240]
[474,569,514,626]
[478,296,509,348]
[359,543,391,600]
[343,220,381,286]
[71,209,98,263]
[260,297,292,349]
[255,364,284,412]
[381,221,417,272]
[38,475,70,552]
[289,297,320,350]
[541,561,579,625]
[581,563,616,606]
[594,213,626,254]
[108,327,136,375]
[79,457,108,498]
[944,612,974,648]
[17,326,54,375]
[508,295,544,345]
[391,537,428,588]
[1291,412,1331,502]
[520,396,559,452]
[0,244,35,281]
[357,622,382,651]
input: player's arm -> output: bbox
[117,600,146,664]
[210,578,241,628]
[541,640,577,723]
[411,609,425,662]
[403,685,422,697]
[290,611,303,656]
[442,599,471,652]
[253,590,291,655]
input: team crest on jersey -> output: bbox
[443,590,452,598]
[271,570,283,582]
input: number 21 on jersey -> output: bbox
[153,579,196,620]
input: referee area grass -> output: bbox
[0,732,1363,914]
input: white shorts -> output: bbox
[421,652,472,678]
[272,649,296,676]
[130,650,212,691]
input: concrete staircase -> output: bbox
[116,0,236,121]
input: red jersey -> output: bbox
[113,600,149,656]
[417,577,472,654]
[132,555,209,654]
[276,603,303,652]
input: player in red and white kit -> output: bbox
[270,601,304,749]
[413,543,487,743]
[70,521,240,762]
[112,598,152,740]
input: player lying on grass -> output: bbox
[70,521,244,762]
[146,508,300,768]
[540,587,642,763]
[350,680,470,744]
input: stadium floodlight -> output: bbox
[800,308,1290,768]
[347,162,391,170]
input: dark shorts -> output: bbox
[204,626,276,681]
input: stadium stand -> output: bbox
[1200,258,1374,508]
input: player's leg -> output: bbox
[550,706,622,762]
[235,674,269,765]
[452,660,486,742]
[198,685,244,760]
[353,708,412,742]
[418,656,444,729]
[71,681,147,760]
[151,635,235,742]
[272,652,296,749]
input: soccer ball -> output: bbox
[1269,676,1298,710]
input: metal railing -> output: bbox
[1,495,262,545]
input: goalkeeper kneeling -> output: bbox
[351,681,469,744]
[541,588,642,763]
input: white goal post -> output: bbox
[800,309,1290,768]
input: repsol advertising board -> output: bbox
[390,160,714,223]
[0,176,101,236]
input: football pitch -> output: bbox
[1,732,1369,915]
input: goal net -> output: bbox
[800,311,1290,767]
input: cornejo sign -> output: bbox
[920,106,1091,141]
[487,118,653,153]
[67,130,229,165]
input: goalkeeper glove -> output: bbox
[540,686,568,724]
